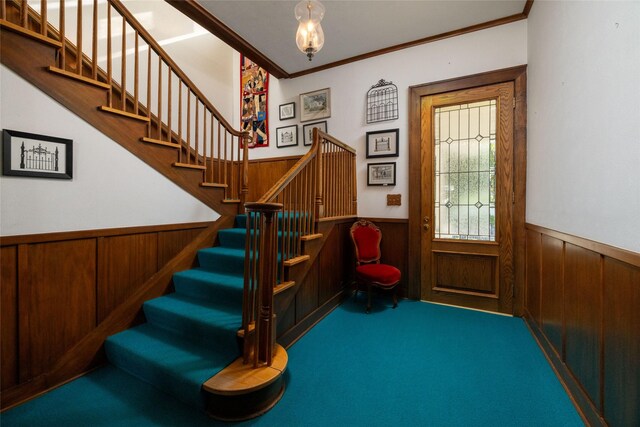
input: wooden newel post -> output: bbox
[351,153,358,215]
[313,128,324,220]
[244,202,282,367]
[239,131,250,213]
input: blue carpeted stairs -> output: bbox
[105,215,253,410]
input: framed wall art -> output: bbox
[366,128,399,158]
[303,121,327,146]
[276,125,298,148]
[367,162,396,186]
[300,88,331,122]
[2,129,73,179]
[279,102,295,120]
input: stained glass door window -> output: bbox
[433,100,497,241]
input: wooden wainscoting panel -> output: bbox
[525,229,541,325]
[540,234,564,357]
[157,227,206,266]
[295,260,319,323]
[1,246,19,390]
[318,225,344,305]
[374,220,408,297]
[19,239,97,381]
[97,233,159,322]
[564,243,602,407]
[247,156,301,203]
[278,296,296,337]
[603,258,640,427]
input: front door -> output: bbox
[420,82,514,314]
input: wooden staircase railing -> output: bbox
[242,129,356,366]
[1,0,250,206]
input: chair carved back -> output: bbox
[350,219,382,265]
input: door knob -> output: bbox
[423,216,430,231]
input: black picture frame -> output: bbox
[302,121,327,146]
[367,162,396,186]
[2,129,73,179]
[276,125,298,148]
[279,102,296,120]
[366,128,399,158]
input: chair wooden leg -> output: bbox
[392,286,398,309]
[366,283,372,314]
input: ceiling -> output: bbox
[181,0,529,78]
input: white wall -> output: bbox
[527,1,640,252]
[0,65,219,236]
[257,21,528,219]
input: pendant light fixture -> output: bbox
[295,0,325,61]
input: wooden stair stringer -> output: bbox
[0,28,237,216]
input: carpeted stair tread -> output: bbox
[105,323,238,409]
[197,246,246,274]
[218,228,302,250]
[173,268,243,304]
[143,293,242,343]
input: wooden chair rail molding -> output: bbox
[1,0,250,205]
[0,221,215,246]
[0,216,234,410]
[524,223,639,427]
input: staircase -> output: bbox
[104,214,286,419]
[1,0,357,420]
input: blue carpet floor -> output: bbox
[1,299,583,426]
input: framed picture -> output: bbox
[367,162,396,186]
[276,125,298,148]
[302,121,327,146]
[2,129,73,179]
[300,88,331,122]
[279,102,295,120]
[366,128,399,158]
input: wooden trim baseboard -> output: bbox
[0,221,215,246]
[525,223,640,268]
[523,312,606,427]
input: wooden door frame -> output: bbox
[408,65,527,316]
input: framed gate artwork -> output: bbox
[241,56,268,148]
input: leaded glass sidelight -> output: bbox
[433,100,497,241]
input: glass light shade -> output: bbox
[294,0,325,23]
[296,21,324,61]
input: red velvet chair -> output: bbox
[350,219,401,313]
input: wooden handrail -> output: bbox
[108,0,240,136]
[2,0,250,202]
